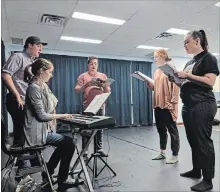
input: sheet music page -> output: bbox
[84,92,111,115]
[158,63,185,85]
[131,71,154,85]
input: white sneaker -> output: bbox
[166,155,178,164]
[152,153,166,160]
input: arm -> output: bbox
[170,82,179,104]
[186,73,217,87]
[145,71,155,90]
[1,73,21,99]
[178,54,219,87]
[27,86,70,122]
[74,74,90,93]
[75,80,90,93]
[145,81,154,90]
[1,54,24,108]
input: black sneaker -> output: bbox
[190,179,213,191]
[180,169,201,179]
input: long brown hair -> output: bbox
[24,58,53,82]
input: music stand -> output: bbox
[69,93,116,191]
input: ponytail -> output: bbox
[24,64,33,82]
[189,29,209,52]
[199,30,208,52]
[24,58,53,82]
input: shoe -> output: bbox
[190,179,213,191]
[97,150,108,157]
[166,155,178,164]
[180,169,201,179]
[57,178,83,191]
[152,153,166,160]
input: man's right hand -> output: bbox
[16,96,24,110]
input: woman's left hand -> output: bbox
[177,71,188,79]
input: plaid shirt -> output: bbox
[2,50,35,101]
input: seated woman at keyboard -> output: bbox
[23,58,75,189]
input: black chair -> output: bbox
[1,117,56,192]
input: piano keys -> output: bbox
[58,114,115,129]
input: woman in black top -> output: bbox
[176,30,219,192]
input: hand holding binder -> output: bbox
[158,63,185,85]
[131,71,154,85]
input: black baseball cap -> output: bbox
[24,36,48,47]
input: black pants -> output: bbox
[82,109,104,152]
[46,132,75,182]
[182,102,217,179]
[154,107,180,156]
[6,93,25,146]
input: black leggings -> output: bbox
[154,107,180,156]
[182,102,217,179]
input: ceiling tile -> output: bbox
[6,10,39,23]
[5,0,77,17]
[64,18,120,38]
[8,21,63,37]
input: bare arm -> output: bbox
[75,80,90,93]
[186,73,217,87]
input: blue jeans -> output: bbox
[46,132,75,182]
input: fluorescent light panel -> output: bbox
[166,28,189,35]
[137,45,169,50]
[72,12,125,25]
[215,2,220,7]
[60,36,102,44]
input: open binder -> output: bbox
[83,92,111,116]
[158,63,185,85]
[131,71,154,85]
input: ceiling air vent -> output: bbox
[156,32,175,40]
[40,14,66,27]
[11,38,23,45]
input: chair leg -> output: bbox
[39,152,55,192]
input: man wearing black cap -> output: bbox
[1,36,47,147]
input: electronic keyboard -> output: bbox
[58,114,115,129]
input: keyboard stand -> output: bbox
[69,129,98,192]
[79,133,117,186]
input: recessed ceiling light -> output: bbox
[215,2,220,7]
[72,12,126,25]
[212,53,219,56]
[137,45,169,50]
[166,28,190,35]
[60,36,102,44]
